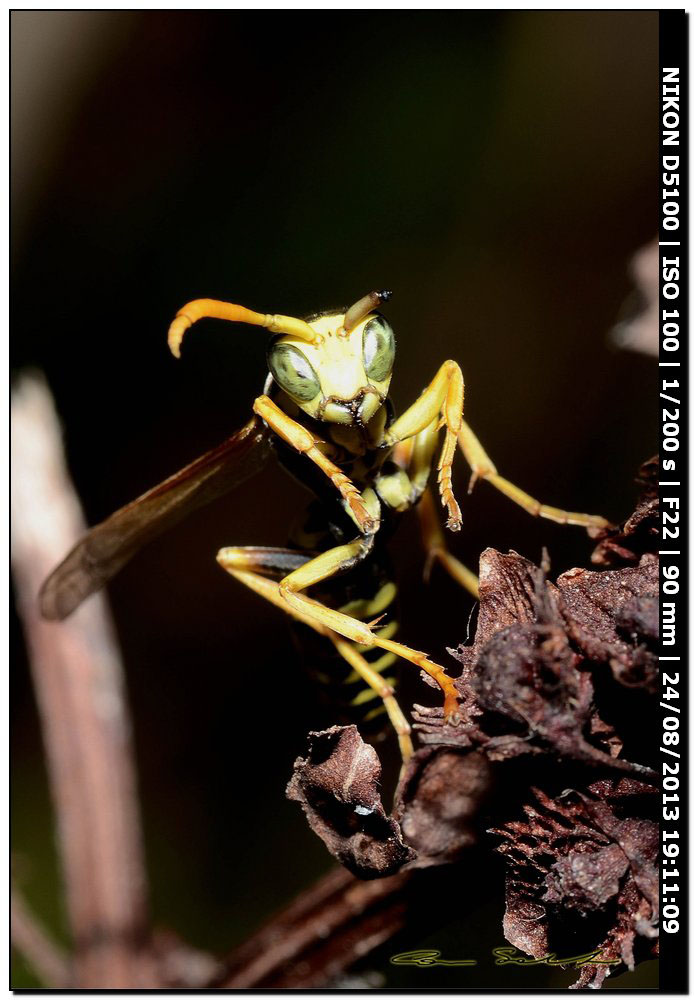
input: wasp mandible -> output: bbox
[40,290,609,762]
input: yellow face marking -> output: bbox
[268,312,394,425]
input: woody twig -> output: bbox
[11,374,156,988]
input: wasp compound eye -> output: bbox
[268,343,321,402]
[362,317,395,382]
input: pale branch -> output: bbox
[11,373,157,988]
[11,888,71,988]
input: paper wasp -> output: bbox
[40,290,609,762]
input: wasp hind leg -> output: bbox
[331,636,413,762]
[274,539,461,722]
[417,487,479,598]
[216,545,414,761]
[337,582,413,761]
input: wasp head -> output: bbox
[267,290,395,425]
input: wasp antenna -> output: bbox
[265,314,320,343]
[167,315,192,358]
[343,290,394,333]
[167,298,317,357]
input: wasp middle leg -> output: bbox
[457,419,610,529]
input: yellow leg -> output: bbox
[407,417,440,498]
[340,581,398,623]
[331,637,413,762]
[339,583,399,688]
[336,584,410,759]
[215,547,413,761]
[399,422,478,597]
[276,541,461,721]
[253,395,379,534]
[417,488,479,598]
[384,361,465,531]
[457,419,610,530]
[344,646,398,677]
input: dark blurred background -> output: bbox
[12,11,658,988]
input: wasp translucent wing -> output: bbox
[39,416,272,621]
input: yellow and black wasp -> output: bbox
[40,290,609,762]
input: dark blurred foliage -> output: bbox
[12,11,658,988]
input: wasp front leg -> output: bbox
[392,419,479,597]
[383,361,464,531]
[253,395,378,534]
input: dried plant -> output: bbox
[288,458,659,988]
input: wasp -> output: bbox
[40,290,609,762]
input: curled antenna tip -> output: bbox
[167,316,190,358]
